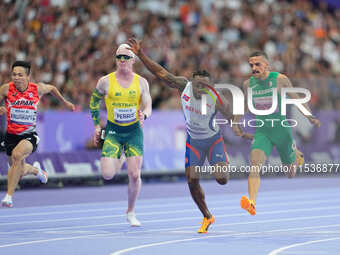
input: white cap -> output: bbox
[115,43,135,58]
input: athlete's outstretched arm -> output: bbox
[127,38,187,92]
[38,83,75,111]
[277,74,321,128]
[216,92,253,140]
[0,84,9,115]
[232,79,251,138]
[215,93,231,119]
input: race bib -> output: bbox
[10,108,36,125]
[253,96,278,111]
[114,107,136,124]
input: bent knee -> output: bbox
[11,152,25,164]
[216,177,228,185]
[250,157,263,166]
[128,171,141,183]
[101,168,115,180]
[102,173,114,180]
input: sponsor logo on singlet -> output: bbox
[182,94,190,102]
[128,90,136,98]
[12,99,35,106]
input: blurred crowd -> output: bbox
[0,0,339,112]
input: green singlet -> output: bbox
[250,72,296,164]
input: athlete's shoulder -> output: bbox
[36,82,49,90]
[276,73,290,83]
[29,81,39,86]
[276,73,293,87]
[95,75,110,95]
[136,73,148,83]
[97,75,110,87]
[243,79,250,87]
[29,82,40,92]
[99,74,110,81]
[276,73,288,79]
[183,80,191,87]
[181,80,190,92]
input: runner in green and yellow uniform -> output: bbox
[233,51,321,215]
[89,44,152,226]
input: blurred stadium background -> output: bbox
[0,0,339,187]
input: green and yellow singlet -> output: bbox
[105,72,141,126]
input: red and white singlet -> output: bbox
[5,82,40,135]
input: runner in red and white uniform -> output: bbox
[0,61,75,207]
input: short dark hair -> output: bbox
[192,69,210,78]
[12,60,31,75]
[249,51,268,59]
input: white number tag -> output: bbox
[10,108,36,125]
[114,107,136,124]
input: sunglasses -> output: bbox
[116,55,133,60]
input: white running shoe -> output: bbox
[33,161,48,184]
[126,212,141,227]
[1,195,13,208]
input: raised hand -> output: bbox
[241,133,254,140]
[93,125,101,146]
[65,101,75,111]
[308,116,321,128]
[127,38,142,56]
[232,124,243,137]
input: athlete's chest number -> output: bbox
[114,107,137,123]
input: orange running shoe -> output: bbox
[197,215,215,233]
[240,196,256,215]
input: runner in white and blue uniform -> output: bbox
[181,78,227,169]
[127,38,253,233]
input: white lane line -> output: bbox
[1,200,340,226]
[0,208,340,235]
[109,224,340,255]
[0,196,338,219]
[0,220,339,250]
[0,200,216,218]
[170,230,235,234]
[268,237,340,255]
[2,186,338,212]
[279,252,327,254]
[3,211,340,240]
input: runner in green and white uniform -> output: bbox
[250,71,296,164]
[233,51,321,215]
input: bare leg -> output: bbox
[22,164,39,176]
[249,149,267,202]
[100,156,125,180]
[186,166,212,218]
[212,162,229,185]
[7,140,33,196]
[126,156,142,213]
